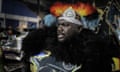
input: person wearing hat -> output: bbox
[54,7,119,72]
[25,7,119,72]
[30,7,85,72]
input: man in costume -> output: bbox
[30,7,120,72]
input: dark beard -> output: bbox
[49,32,86,65]
[48,29,101,65]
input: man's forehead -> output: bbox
[58,19,74,24]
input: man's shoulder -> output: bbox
[30,51,81,72]
[31,50,51,60]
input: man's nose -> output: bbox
[57,25,63,32]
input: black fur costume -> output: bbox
[48,28,120,72]
[22,26,119,72]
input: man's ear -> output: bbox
[78,26,83,32]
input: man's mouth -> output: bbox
[58,34,64,39]
[58,34,64,37]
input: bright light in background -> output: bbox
[50,2,96,17]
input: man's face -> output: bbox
[57,20,81,42]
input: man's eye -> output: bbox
[58,23,69,26]
[59,23,65,26]
[63,23,69,26]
